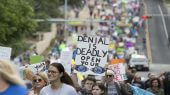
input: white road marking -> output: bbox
[158,5,169,39]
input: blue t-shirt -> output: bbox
[0,84,27,95]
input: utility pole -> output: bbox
[64,0,68,37]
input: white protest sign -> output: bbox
[0,46,12,61]
[75,35,109,76]
[19,62,46,79]
[60,50,73,74]
[20,62,46,74]
[108,63,127,81]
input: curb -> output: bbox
[143,1,153,64]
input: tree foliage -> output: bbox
[28,0,62,18]
[29,0,82,18]
[0,0,82,57]
[0,0,37,57]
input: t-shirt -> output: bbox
[40,83,78,95]
[107,83,118,95]
[0,84,27,95]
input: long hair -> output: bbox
[0,60,25,86]
[150,78,161,88]
[50,63,75,88]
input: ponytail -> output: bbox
[61,72,75,88]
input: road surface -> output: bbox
[144,0,170,64]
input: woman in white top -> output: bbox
[40,63,77,95]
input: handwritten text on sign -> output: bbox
[0,46,12,61]
[108,63,127,81]
[75,35,109,75]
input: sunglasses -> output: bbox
[106,75,113,78]
[33,79,42,83]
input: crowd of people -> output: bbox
[1,0,170,95]
[0,60,170,95]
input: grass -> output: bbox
[165,0,170,4]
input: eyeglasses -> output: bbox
[33,79,42,83]
[48,70,58,74]
[106,75,113,78]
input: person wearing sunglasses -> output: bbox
[0,60,27,95]
[103,69,123,95]
[40,63,77,95]
[28,72,48,95]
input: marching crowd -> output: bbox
[0,60,170,95]
[1,0,170,95]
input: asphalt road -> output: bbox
[144,0,170,64]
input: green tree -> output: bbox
[28,0,82,18]
[28,0,62,18]
[0,0,37,57]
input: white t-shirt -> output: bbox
[40,83,78,95]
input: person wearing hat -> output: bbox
[102,69,122,95]
[0,60,27,95]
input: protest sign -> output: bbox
[108,59,127,81]
[108,42,115,51]
[110,59,125,64]
[30,55,43,64]
[33,62,46,72]
[60,50,73,74]
[75,35,109,76]
[19,62,46,77]
[0,46,12,61]
[130,85,155,95]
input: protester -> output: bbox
[163,72,170,95]
[0,60,27,95]
[147,78,164,95]
[102,69,123,95]
[79,77,96,95]
[40,63,77,95]
[24,67,34,89]
[91,83,105,95]
[44,59,50,71]
[120,80,133,95]
[28,72,48,95]
[144,73,156,89]
[70,73,81,92]
[9,0,169,95]
[132,75,145,89]
[126,69,135,84]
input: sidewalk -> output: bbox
[36,2,94,54]
[35,23,57,55]
[36,1,95,54]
